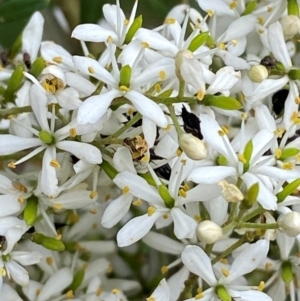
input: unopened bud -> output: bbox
[196,220,222,244]
[248,65,268,83]
[281,15,300,40]
[281,261,294,283]
[278,211,300,237]
[24,195,38,226]
[178,133,207,160]
[119,65,132,88]
[124,15,143,44]
[218,180,244,203]
[32,233,65,251]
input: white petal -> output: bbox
[181,245,217,286]
[148,278,171,301]
[188,166,237,184]
[0,195,22,217]
[253,166,300,180]
[113,147,136,173]
[228,289,272,301]
[171,208,197,239]
[72,24,118,42]
[5,261,29,286]
[117,212,161,247]
[12,251,43,266]
[77,90,120,125]
[143,117,157,148]
[56,141,102,164]
[255,105,276,132]
[101,194,133,228]
[126,90,168,128]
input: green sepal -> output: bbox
[30,57,46,78]
[2,254,10,262]
[124,15,143,44]
[206,35,215,49]
[215,285,231,301]
[243,139,253,172]
[119,65,131,88]
[280,148,299,160]
[3,65,24,103]
[38,130,54,144]
[288,0,299,16]
[241,182,259,209]
[158,89,173,98]
[8,34,22,60]
[241,1,257,16]
[24,195,38,226]
[281,261,293,283]
[138,172,156,186]
[188,32,208,52]
[216,155,228,166]
[202,95,242,110]
[158,185,174,208]
[276,178,300,203]
[288,69,300,80]
[100,160,118,180]
[32,233,65,251]
[69,269,85,292]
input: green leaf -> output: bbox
[202,95,243,110]
[80,0,105,23]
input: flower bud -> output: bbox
[69,269,85,291]
[178,133,207,161]
[24,195,38,226]
[196,220,222,244]
[248,65,268,83]
[281,261,293,283]
[218,180,244,203]
[124,15,143,44]
[280,15,300,40]
[32,233,65,251]
[30,57,46,78]
[40,65,66,93]
[278,211,300,237]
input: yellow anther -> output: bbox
[238,153,247,164]
[258,281,265,291]
[133,199,143,206]
[176,148,182,156]
[96,287,103,296]
[107,36,113,43]
[50,159,61,168]
[154,83,161,93]
[146,297,155,301]
[18,196,25,204]
[197,90,205,101]
[124,19,129,26]
[0,268,6,277]
[296,154,300,162]
[221,125,229,134]
[69,128,77,137]
[107,263,113,273]
[122,186,130,194]
[36,289,41,296]
[89,190,97,199]
[183,183,189,191]
[66,290,74,299]
[181,159,187,166]
[161,265,168,274]
[220,258,228,264]
[46,257,53,265]
[141,42,149,48]
[53,56,62,63]
[165,18,176,24]
[147,206,156,216]
[7,115,14,120]
[82,263,89,270]
[88,66,95,74]
[159,70,166,80]
[195,292,204,299]
[0,64,3,71]
[92,223,98,229]
[282,162,294,170]
[194,214,201,222]
[119,85,129,92]
[12,181,27,193]
[265,262,272,269]
[141,155,150,163]
[53,203,63,209]
[197,287,203,294]
[69,213,79,223]
[267,6,273,12]
[241,113,247,120]
[127,107,135,115]
[295,96,300,104]
[274,128,284,138]
[221,268,229,277]
[55,234,62,240]
[161,213,168,219]
[179,188,187,198]
[89,208,98,214]
[258,17,264,25]
[229,0,237,9]
[275,148,282,159]
[8,162,16,169]
[231,39,238,46]
[207,9,214,17]
[219,43,226,50]
[112,288,120,294]
[291,111,300,124]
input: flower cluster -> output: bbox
[1,0,300,300]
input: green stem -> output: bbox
[178,80,185,97]
[176,273,198,301]
[0,106,32,118]
[222,221,237,235]
[168,104,183,135]
[236,222,278,230]
[242,206,265,222]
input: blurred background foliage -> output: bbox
[0,0,194,55]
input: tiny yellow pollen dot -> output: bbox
[69,128,77,137]
[69,213,79,223]
[267,6,273,12]
[179,188,187,198]
[46,257,53,265]
[119,85,129,92]
[124,19,129,26]
[161,266,168,274]
[92,223,98,229]
[159,70,166,80]
[295,96,300,104]
[197,287,203,294]
[282,162,294,170]
[53,56,62,63]
[18,196,24,204]
[195,292,204,300]
[183,183,189,191]
[112,288,120,295]
[197,90,205,101]
[107,36,113,43]
[231,39,237,46]
[55,234,62,240]
[146,297,155,301]
[8,162,16,169]
[36,289,41,296]
[133,199,143,206]
[274,128,284,138]
[66,290,74,299]
[123,186,130,194]
[221,268,229,277]
[238,153,247,164]
[105,194,111,201]
[194,214,201,222]
[265,262,272,269]
[207,9,214,17]
[147,206,156,216]
[0,268,6,277]
[258,17,264,25]
[89,190,97,199]
[219,43,227,50]
[12,181,28,192]
[53,203,63,209]
[176,148,182,156]
[165,18,176,24]
[163,213,169,219]
[89,208,98,214]
[296,154,300,162]
[275,148,282,159]
[258,281,265,291]
[96,287,103,296]
[229,0,237,9]
[221,125,229,134]
[181,159,187,166]
[258,29,264,34]
[154,83,161,93]
[88,66,95,74]
[220,258,228,264]
[241,112,247,120]
[141,42,149,48]
[141,155,150,163]
[50,159,61,168]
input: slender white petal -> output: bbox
[12,251,43,266]
[148,278,171,301]
[113,147,136,173]
[171,208,197,239]
[181,245,217,286]
[5,261,29,286]
[0,195,23,217]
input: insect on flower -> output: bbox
[272,89,289,116]
[123,135,149,160]
[260,55,277,70]
[181,105,203,139]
